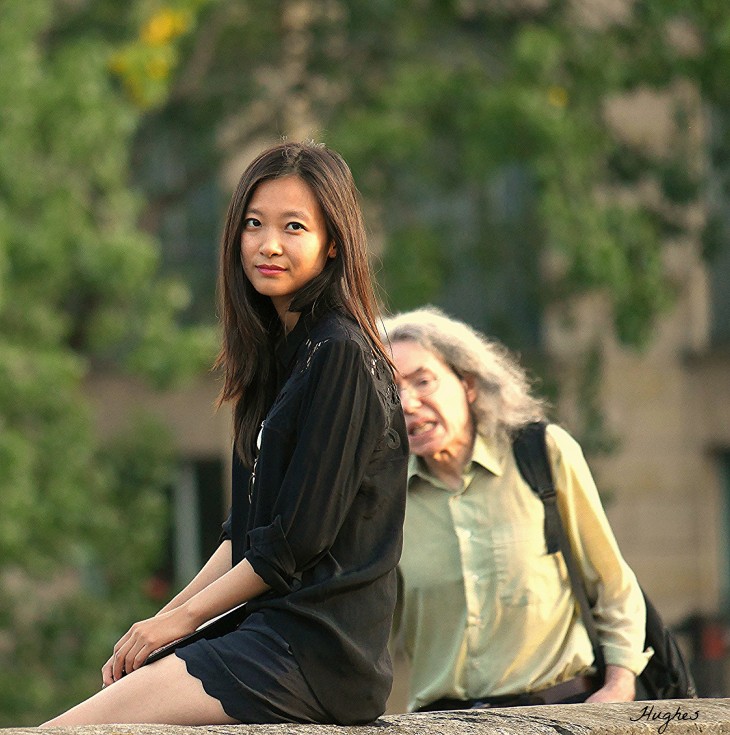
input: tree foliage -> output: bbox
[320,1,699,347]
[0,0,215,724]
[134,0,730,351]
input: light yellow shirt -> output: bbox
[394,423,650,711]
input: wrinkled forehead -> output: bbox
[390,339,450,378]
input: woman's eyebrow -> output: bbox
[245,207,311,220]
[281,209,310,220]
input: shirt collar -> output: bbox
[407,433,507,486]
[275,310,316,374]
[471,434,505,476]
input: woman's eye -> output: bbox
[286,222,305,231]
[243,217,260,228]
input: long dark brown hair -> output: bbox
[215,140,392,467]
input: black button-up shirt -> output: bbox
[222,309,408,723]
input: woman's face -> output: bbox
[240,175,336,319]
[391,340,476,459]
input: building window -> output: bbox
[709,244,730,348]
[720,452,730,612]
[150,457,227,600]
[707,107,730,349]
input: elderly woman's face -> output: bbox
[391,340,475,459]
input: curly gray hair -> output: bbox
[380,306,548,443]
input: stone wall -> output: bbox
[4,699,730,735]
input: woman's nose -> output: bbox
[259,231,283,256]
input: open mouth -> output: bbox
[409,421,436,437]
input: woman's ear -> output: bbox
[462,375,477,404]
[327,241,337,259]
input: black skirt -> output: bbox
[176,611,331,724]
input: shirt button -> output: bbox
[458,529,473,539]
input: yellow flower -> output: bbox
[127,77,147,107]
[141,8,191,46]
[146,55,172,80]
[108,51,129,75]
[547,85,569,108]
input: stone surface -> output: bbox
[4,699,730,735]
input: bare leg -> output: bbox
[40,654,238,726]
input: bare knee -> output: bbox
[38,655,236,726]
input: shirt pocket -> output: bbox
[492,531,563,608]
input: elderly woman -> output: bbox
[382,307,649,712]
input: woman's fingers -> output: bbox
[113,617,175,679]
[112,629,135,681]
[112,646,126,682]
[101,654,115,687]
[124,639,152,675]
[108,610,194,681]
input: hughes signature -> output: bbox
[630,704,700,734]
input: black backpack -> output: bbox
[512,422,697,700]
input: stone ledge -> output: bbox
[4,699,729,735]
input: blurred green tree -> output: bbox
[129,0,730,448]
[0,0,216,724]
[321,1,700,348]
[134,0,730,351]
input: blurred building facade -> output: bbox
[545,86,730,624]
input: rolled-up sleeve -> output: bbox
[547,424,652,675]
[246,515,297,592]
[245,338,385,594]
[219,513,232,542]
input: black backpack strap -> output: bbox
[512,422,561,554]
[513,422,607,675]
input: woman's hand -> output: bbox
[585,664,636,703]
[101,606,197,686]
[99,555,269,687]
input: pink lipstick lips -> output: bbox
[256,264,286,275]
